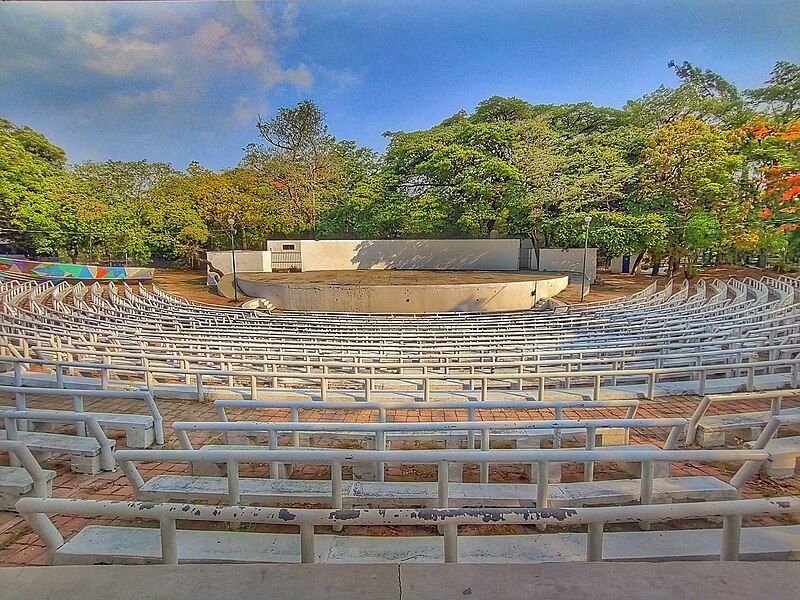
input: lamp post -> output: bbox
[580,215,593,302]
[227,217,238,302]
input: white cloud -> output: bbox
[0,2,312,111]
[318,66,362,89]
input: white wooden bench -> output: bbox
[116,447,764,519]
[16,496,800,565]
[686,389,800,448]
[0,385,164,448]
[742,414,800,478]
[173,417,685,483]
[1,409,115,474]
[0,440,55,510]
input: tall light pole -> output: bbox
[580,215,593,302]
[227,217,238,302]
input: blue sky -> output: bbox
[1,1,798,170]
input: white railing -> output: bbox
[17,495,799,564]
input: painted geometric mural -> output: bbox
[0,256,153,281]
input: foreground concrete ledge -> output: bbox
[2,562,799,600]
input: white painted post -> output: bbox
[443,522,458,563]
[290,407,300,448]
[101,355,110,389]
[584,426,596,482]
[332,462,343,533]
[268,430,281,479]
[639,460,654,531]
[721,515,742,561]
[300,524,315,563]
[480,429,490,483]
[159,517,178,565]
[227,460,240,504]
[536,460,549,532]
[376,430,386,483]
[586,522,604,562]
[438,461,449,508]
[72,395,87,437]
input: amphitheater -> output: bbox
[1,267,799,597]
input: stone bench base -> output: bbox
[746,436,800,478]
[0,465,56,510]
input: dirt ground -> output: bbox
[153,265,782,307]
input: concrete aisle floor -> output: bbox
[2,562,799,600]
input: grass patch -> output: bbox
[0,525,32,550]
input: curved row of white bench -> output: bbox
[1,276,798,405]
[1,272,799,567]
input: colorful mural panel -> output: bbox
[0,256,153,280]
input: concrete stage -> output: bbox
[232,269,569,313]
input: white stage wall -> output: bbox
[298,239,520,271]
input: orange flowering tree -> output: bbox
[745,119,800,258]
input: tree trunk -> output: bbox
[530,235,541,270]
[631,251,645,275]
[757,249,768,268]
[651,258,661,277]
[667,255,678,277]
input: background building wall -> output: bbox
[299,239,521,271]
[529,248,598,282]
[205,251,271,285]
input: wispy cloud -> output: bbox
[0,2,311,123]
[316,65,362,91]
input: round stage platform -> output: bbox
[234,270,569,313]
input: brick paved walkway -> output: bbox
[1,392,798,566]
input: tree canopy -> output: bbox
[1,60,798,273]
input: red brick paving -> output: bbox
[1,391,798,566]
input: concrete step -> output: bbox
[51,524,800,565]
[4,562,800,600]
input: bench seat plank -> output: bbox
[698,407,800,432]
[136,474,736,508]
[0,465,55,490]
[0,430,109,456]
[0,406,152,430]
